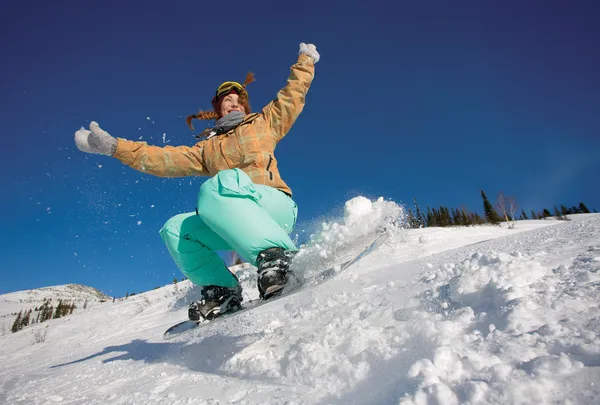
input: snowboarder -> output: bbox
[74,42,320,321]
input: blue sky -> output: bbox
[1,0,599,297]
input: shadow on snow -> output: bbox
[50,331,265,377]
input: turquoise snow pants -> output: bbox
[159,169,298,288]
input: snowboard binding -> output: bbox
[256,247,298,300]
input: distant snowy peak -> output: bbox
[1,284,110,302]
[0,284,111,318]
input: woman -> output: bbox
[74,42,320,320]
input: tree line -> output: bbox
[404,190,595,229]
[11,299,82,333]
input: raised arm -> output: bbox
[262,43,320,142]
[74,121,209,177]
[113,138,208,178]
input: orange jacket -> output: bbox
[112,54,315,197]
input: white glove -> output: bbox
[74,121,118,156]
[299,43,320,64]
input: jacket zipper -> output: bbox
[266,155,273,180]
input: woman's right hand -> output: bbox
[74,121,118,156]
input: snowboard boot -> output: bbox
[256,247,298,299]
[188,284,243,321]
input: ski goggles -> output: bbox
[212,81,246,105]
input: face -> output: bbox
[218,93,246,118]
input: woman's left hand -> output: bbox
[300,43,320,64]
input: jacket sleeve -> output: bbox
[262,53,315,142]
[112,138,209,177]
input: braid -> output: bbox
[243,72,256,87]
[186,110,220,130]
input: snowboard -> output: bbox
[163,231,390,340]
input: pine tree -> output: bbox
[466,213,473,225]
[39,303,47,322]
[447,207,454,226]
[53,301,63,319]
[410,207,418,228]
[235,256,243,265]
[413,198,424,228]
[44,304,54,322]
[431,208,440,227]
[11,311,23,333]
[21,309,31,328]
[459,208,466,225]
[437,207,447,227]
[571,206,580,214]
[542,208,552,218]
[42,302,54,322]
[474,213,485,225]
[578,202,591,213]
[458,209,466,226]
[560,205,571,216]
[481,190,501,224]
[461,209,470,226]
[521,210,528,220]
[443,207,452,227]
[406,207,417,229]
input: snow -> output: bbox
[0,284,111,321]
[1,197,599,405]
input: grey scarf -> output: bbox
[214,111,246,133]
[196,111,246,139]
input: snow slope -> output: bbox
[0,284,112,335]
[1,198,599,405]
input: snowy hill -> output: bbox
[0,198,599,405]
[0,284,112,331]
